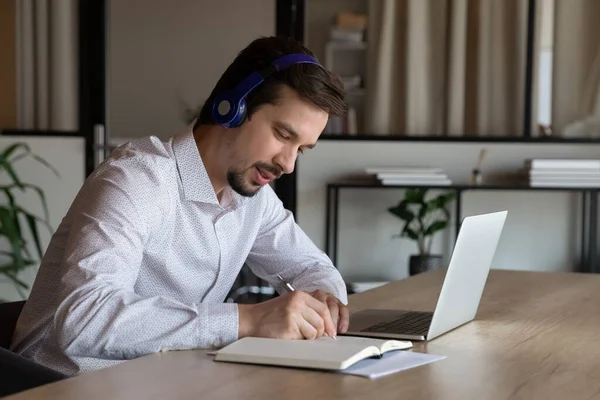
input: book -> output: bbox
[213,335,412,371]
[525,158,600,170]
[380,178,452,186]
[528,169,600,177]
[365,166,444,175]
[530,180,600,188]
[376,172,449,180]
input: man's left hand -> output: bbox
[309,290,349,336]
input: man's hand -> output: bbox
[308,290,349,335]
[238,291,339,340]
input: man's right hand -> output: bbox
[238,291,337,340]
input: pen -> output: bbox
[276,273,296,293]
[276,274,337,340]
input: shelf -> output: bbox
[328,180,600,192]
[326,180,600,275]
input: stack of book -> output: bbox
[365,167,452,186]
[525,158,600,188]
[330,11,367,44]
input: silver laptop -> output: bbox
[341,210,507,341]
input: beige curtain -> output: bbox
[17,0,78,130]
[365,0,528,137]
[550,0,600,137]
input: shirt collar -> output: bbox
[172,122,248,208]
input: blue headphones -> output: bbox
[210,53,322,128]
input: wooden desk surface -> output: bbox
[6,269,600,400]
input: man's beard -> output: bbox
[227,162,281,197]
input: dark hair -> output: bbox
[196,36,347,127]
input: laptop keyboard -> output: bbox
[360,311,433,336]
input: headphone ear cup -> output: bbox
[211,93,234,126]
[228,98,247,128]
[211,92,244,128]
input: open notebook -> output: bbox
[213,336,412,371]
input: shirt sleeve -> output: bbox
[53,156,238,361]
[245,186,348,304]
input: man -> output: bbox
[11,36,350,376]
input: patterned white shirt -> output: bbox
[11,126,347,376]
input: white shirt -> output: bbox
[11,126,347,376]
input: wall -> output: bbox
[296,141,599,283]
[0,136,85,302]
[0,0,16,128]
[107,0,275,141]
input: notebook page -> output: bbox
[322,336,412,352]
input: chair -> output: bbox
[0,300,26,349]
[0,300,68,397]
[226,264,278,304]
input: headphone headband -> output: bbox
[211,53,322,128]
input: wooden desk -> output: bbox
[6,269,600,400]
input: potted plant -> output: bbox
[0,143,58,302]
[387,188,456,275]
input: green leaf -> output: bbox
[0,186,16,209]
[0,263,21,274]
[0,260,36,274]
[403,228,419,240]
[13,207,46,261]
[418,204,429,219]
[430,195,445,209]
[425,199,438,212]
[10,149,60,178]
[16,206,52,233]
[0,143,30,163]
[0,206,25,268]
[4,271,29,289]
[0,158,25,188]
[21,184,50,222]
[441,206,451,221]
[388,205,414,222]
[424,220,448,236]
[23,213,43,259]
[31,154,60,177]
[0,187,21,239]
[405,188,426,203]
[396,199,408,209]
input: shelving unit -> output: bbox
[322,26,367,135]
[325,180,600,274]
[324,41,367,52]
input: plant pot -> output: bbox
[409,254,443,276]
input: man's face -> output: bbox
[226,86,328,197]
